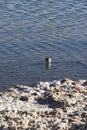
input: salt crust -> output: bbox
[0,78,87,130]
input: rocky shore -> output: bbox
[0,78,87,130]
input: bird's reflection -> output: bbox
[45,63,51,70]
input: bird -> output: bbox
[45,57,52,63]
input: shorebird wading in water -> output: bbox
[45,57,52,69]
[45,57,52,63]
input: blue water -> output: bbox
[0,0,87,90]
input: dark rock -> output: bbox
[19,96,28,101]
[82,81,87,86]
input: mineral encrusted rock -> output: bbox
[0,78,87,130]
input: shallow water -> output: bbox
[0,0,87,90]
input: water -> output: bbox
[0,0,87,91]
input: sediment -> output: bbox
[0,78,87,130]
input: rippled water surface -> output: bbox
[0,0,87,90]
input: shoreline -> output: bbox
[0,78,87,130]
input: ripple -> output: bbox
[0,0,87,89]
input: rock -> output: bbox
[7,88,15,93]
[8,127,16,130]
[19,95,28,101]
[82,81,87,86]
[49,108,64,118]
[60,78,73,85]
